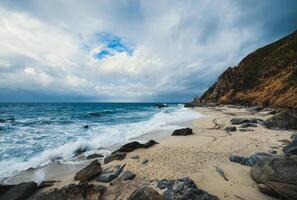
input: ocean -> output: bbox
[0,103,202,181]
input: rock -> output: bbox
[257,183,279,198]
[96,165,124,183]
[142,159,149,164]
[239,123,257,128]
[128,187,164,200]
[229,152,271,166]
[112,140,159,154]
[121,171,136,181]
[104,152,126,164]
[247,106,263,113]
[86,153,104,159]
[83,125,89,129]
[251,156,297,199]
[74,146,89,156]
[283,141,297,156]
[34,183,106,200]
[230,118,263,125]
[0,182,37,200]
[239,128,254,132]
[74,160,102,182]
[0,184,15,195]
[145,140,159,148]
[264,109,297,130]
[156,178,219,200]
[268,150,277,154]
[154,104,169,109]
[131,155,140,159]
[171,128,193,136]
[224,126,236,132]
[38,181,57,189]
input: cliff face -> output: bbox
[194,30,297,109]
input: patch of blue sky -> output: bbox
[93,32,133,59]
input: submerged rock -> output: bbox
[154,104,169,109]
[96,164,124,183]
[128,187,164,200]
[104,152,126,164]
[0,182,37,200]
[156,178,219,200]
[171,128,193,136]
[264,109,297,130]
[251,156,297,199]
[34,183,106,200]
[74,160,102,182]
[229,152,271,166]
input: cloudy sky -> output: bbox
[0,0,296,102]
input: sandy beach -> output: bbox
[13,106,293,200]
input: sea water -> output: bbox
[0,103,202,180]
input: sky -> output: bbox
[0,0,296,102]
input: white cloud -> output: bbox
[0,0,296,101]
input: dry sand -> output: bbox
[18,106,295,199]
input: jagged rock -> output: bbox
[74,160,102,182]
[264,109,297,130]
[38,181,57,189]
[86,153,104,159]
[229,152,271,166]
[96,165,124,183]
[112,140,159,154]
[224,126,236,132]
[171,128,193,136]
[104,152,126,164]
[128,187,164,200]
[251,156,297,199]
[230,118,263,125]
[239,123,257,128]
[34,183,106,200]
[156,178,219,200]
[121,171,136,181]
[74,146,89,156]
[0,182,37,200]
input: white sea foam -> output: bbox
[0,106,203,180]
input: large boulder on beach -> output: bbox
[264,109,297,130]
[128,187,164,200]
[251,155,297,199]
[96,164,125,183]
[104,152,126,164]
[229,152,271,166]
[112,140,159,154]
[34,183,106,200]
[156,178,219,200]
[74,160,102,182]
[171,128,193,136]
[230,118,263,125]
[0,182,38,200]
[224,126,236,132]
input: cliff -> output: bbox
[191,30,297,109]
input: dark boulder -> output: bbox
[145,140,159,148]
[156,178,219,200]
[142,159,149,164]
[231,118,263,125]
[171,128,193,136]
[112,140,159,154]
[96,165,124,183]
[104,152,126,164]
[34,183,106,200]
[154,104,169,109]
[283,141,297,156]
[264,109,297,130]
[229,152,271,166]
[74,146,89,156]
[74,160,102,182]
[239,123,257,128]
[128,187,164,200]
[121,171,136,181]
[0,184,15,194]
[83,125,89,129]
[251,156,297,199]
[86,153,104,159]
[38,181,57,189]
[224,126,236,132]
[0,182,37,200]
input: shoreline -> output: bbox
[3,106,295,199]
